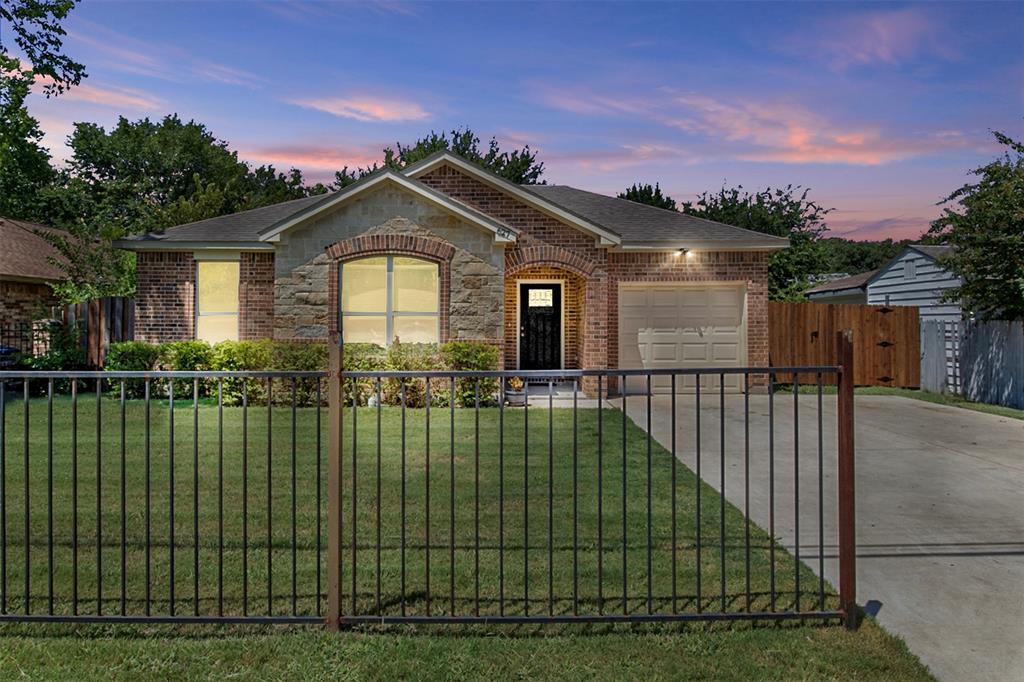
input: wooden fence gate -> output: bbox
[769,302,919,387]
[62,296,135,367]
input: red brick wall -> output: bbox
[240,252,274,340]
[419,164,771,378]
[134,251,195,343]
[0,280,59,329]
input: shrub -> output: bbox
[105,341,162,398]
[383,341,440,408]
[19,321,87,393]
[441,341,500,407]
[343,343,387,405]
[208,340,272,405]
[157,340,213,399]
[269,341,328,406]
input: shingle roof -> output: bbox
[0,217,66,282]
[119,162,789,250]
[124,193,332,244]
[525,185,789,248]
[910,244,953,260]
[805,269,878,295]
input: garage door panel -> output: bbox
[618,283,746,394]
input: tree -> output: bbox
[0,54,55,220]
[926,130,1024,320]
[681,185,831,300]
[818,237,911,275]
[334,127,545,186]
[1,0,86,96]
[618,183,677,210]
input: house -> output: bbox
[116,152,788,392]
[805,270,877,304]
[807,244,960,323]
[0,217,64,348]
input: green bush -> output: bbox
[382,341,440,408]
[441,341,500,407]
[19,321,87,393]
[208,340,272,405]
[105,341,162,398]
[157,340,213,399]
[269,341,328,406]
[342,343,387,406]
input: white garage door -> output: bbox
[618,283,747,393]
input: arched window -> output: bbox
[339,256,439,345]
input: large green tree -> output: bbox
[334,127,545,187]
[0,54,55,220]
[818,237,911,275]
[681,185,831,300]
[0,0,86,95]
[617,182,677,210]
[926,130,1024,320]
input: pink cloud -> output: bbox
[288,95,430,122]
[828,214,933,241]
[16,60,164,110]
[545,143,702,173]
[790,7,959,69]
[239,143,384,182]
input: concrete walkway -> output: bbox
[621,393,1024,682]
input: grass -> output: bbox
[781,383,1024,421]
[0,396,932,680]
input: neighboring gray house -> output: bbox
[805,269,877,304]
[865,245,961,324]
[808,244,961,323]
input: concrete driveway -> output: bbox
[621,392,1024,682]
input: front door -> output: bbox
[519,283,562,370]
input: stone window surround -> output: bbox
[325,233,454,340]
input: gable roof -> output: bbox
[862,243,956,288]
[116,151,790,252]
[402,151,622,245]
[117,169,517,249]
[0,217,67,282]
[526,184,789,250]
[806,269,878,296]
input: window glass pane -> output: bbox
[341,257,387,313]
[528,288,554,308]
[392,316,439,344]
[342,316,387,345]
[393,257,438,312]
[197,261,239,314]
[197,315,238,343]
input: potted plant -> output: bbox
[505,376,527,406]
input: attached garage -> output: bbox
[618,283,747,393]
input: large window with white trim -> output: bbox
[196,260,240,343]
[340,256,439,345]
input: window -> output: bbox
[196,260,240,342]
[340,256,439,345]
[904,260,917,281]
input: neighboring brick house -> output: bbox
[0,217,64,349]
[116,152,787,392]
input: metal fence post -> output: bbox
[836,330,858,629]
[327,334,343,630]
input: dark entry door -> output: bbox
[519,283,562,370]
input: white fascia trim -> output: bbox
[403,154,622,246]
[114,241,274,251]
[259,171,517,244]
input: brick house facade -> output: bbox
[119,152,785,391]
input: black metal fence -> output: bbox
[0,350,857,628]
[0,322,56,358]
[0,370,327,623]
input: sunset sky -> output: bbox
[22,1,1024,241]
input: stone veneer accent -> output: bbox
[273,184,504,343]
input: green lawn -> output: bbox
[0,396,932,680]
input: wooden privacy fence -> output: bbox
[62,296,135,367]
[769,301,919,387]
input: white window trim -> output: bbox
[515,279,566,370]
[194,258,240,342]
[339,256,440,346]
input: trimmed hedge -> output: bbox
[104,339,500,407]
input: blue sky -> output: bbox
[23,0,1024,240]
